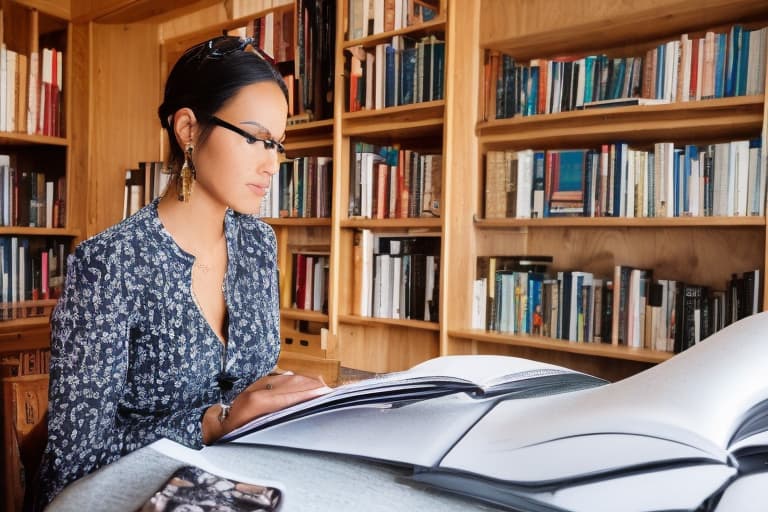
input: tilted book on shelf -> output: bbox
[214,312,768,512]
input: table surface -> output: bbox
[47,441,505,512]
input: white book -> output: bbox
[26,51,38,134]
[471,278,487,330]
[732,139,750,216]
[10,237,18,305]
[514,149,533,218]
[46,181,55,227]
[390,255,401,319]
[0,154,9,225]
[374,43,386,110]
[0,44,7,132]
[6,49,16,132]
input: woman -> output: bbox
[35,36,330,508]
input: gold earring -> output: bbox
[178,143,196,202]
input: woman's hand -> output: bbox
[202,373,332,444]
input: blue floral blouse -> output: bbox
[37,199,281,507]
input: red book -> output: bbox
[294,253,307,309]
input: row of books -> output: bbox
[484,138,765,219]
[290,252,329,312]
[349,142,441,219]
[247,8,294,64]
[0,45,63,136]
[347,34,445,112]
[485,24,767,120]
[123,161,169,219]
[348,0,437,40]
[260,156,333,219]
[0,237,67,317]
[0,155,66,228]
[0,348,50,376]
[472,256,760,353]
[353,230,439,322]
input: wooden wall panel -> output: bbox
[88,22,160,237]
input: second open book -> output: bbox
[219,312,768,512]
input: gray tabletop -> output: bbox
[47,442,504,511]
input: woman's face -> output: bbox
[192,80,288,214]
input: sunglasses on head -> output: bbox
[183,35,275,65]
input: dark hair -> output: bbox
[157,46,289,173]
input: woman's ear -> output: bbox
[172,107,198,147]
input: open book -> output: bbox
[410,312,768,512]
[219,355,607,467]
[220,313,768,511]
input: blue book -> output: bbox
[400,46,417,105]
[610,58,625,99]
[683,145,699,215]
[714,32,727,98]
[736,28,750,96]
[655,44,665,100]
[527,272,545,336]
[531,151,546,218]
[724,25,742,97]
[385,44,396,107]
[583,55,595,104]
[431,40,445,101]
[673,148,683,217]
[612,143,626,217]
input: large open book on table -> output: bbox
[219,355,607,466]
[410,312,768,512]
[219,313,768,512]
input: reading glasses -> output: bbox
[209,116,286,154]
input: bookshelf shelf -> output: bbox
[339,314,440,332]
[342,17,447,49]
[482,0,768,60]
[474,216,766,229]
[341,217,441,229]
[285,119,334,154]
[448,329,673,364]
[342,101,445,137]
[265,218,332,227]
[280,308,329,323]
[0,133,68,146]
[477,96,765,148]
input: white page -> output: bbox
[223,355,600,441]
[417,464,735,512]
[714,472,768,512]
[438,312,768,483]
[232,393,498,467]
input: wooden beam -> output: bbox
[72,0,222,24]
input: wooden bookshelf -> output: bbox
[76,0,768,382]
[441,0,768,381]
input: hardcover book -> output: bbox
[216,313,768,512]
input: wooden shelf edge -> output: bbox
[339,314,440,331]
[0,131,68,146]
[477,96,764,143]
[482,0,768,59]
[474,216,766,229]
[263,217,332,227]
[0,316,53,332]
[448,329,673,363]
[342,17,447,49]
[0,227,82,236]
[341,217,442,229]
[280,308,329,323]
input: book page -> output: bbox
[413,463,736,512]
[231,393,498,467]
[222,355,601,441]
[436,312,768,483]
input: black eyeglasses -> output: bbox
[183,35,275,65]
[209,115,286,154]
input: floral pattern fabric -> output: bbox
[37,199,281,508]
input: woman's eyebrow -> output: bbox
[240,120,284,142]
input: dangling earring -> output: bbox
[178,142,196,202]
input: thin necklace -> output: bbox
[194,234,227,273]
